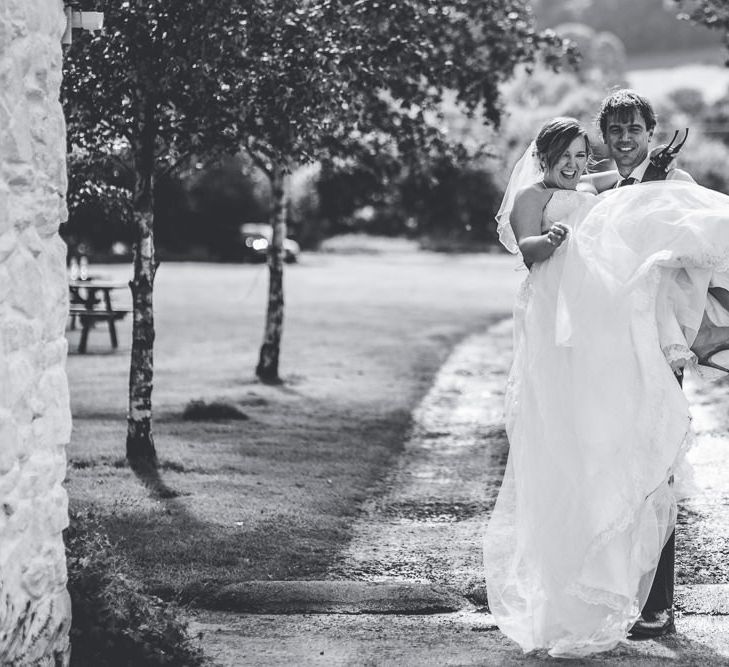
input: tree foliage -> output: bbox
[238,0,572,174]
[674,0,729,62]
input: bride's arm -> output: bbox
[511,188,567,269]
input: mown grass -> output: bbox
[64,248,520,603]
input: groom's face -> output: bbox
[603,111,653,177]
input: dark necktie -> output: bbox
[618,177,638,187]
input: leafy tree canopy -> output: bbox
[239,0,574,177]
[64,0,573,188]
[63,0,250,180]
[674,0,729,62]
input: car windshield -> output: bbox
[240,223,271,240]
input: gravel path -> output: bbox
[330,318,729,593]
[326,320,513,599]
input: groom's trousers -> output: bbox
[642,371,682,613]
[643,531,675,612]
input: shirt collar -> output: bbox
[622,154,651,183]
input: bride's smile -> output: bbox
[543,135,588,190]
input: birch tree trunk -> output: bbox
[127,203,157,464]
[127,112,158,465]
[256,166,287,383]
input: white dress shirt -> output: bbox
[618,154,695,186]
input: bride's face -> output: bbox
[543,136,588,190]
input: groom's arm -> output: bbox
[579,170,619,193]
[579,145,691,192]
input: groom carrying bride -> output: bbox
[595,88,694,639]
[484,87,729,658]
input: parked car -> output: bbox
[238,223,300,263]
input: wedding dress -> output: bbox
[484,180,729,658]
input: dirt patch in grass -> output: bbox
[181,399,250,421]
[64,253,520,601]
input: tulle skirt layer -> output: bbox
[484,182,729,658]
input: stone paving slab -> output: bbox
[676,584,729,616]
[199,579,727,618]
[208,580,465,614]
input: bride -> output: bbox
[484,116,729,658]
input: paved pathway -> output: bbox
[189,320,729,665]
[326,320,512,598]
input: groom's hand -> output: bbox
[650,144,678,173]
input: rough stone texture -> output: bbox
[210,581,466,615]
[0,1,72,664]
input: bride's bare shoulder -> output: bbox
[514,183,553,207]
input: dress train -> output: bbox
[484,181,729,657]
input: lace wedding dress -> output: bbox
[484,181,729,658]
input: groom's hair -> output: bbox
[535,117,590,171]
[597,89,656,137]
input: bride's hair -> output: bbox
[535,117,590,171]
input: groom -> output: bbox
[597,88,693,638]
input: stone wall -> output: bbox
[0,0,72,664]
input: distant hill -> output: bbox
[532,0,724,57]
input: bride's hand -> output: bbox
[669,358,686,374]
[546,223,569,248]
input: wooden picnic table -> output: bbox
[68,279,131,353]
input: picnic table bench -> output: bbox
[68,279,131,353]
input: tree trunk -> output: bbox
[256,165,287,383]
[127,120,158,465]
[127,207,157,465]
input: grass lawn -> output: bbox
[65,248,521,603]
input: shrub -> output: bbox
[62,150,134,258]
[399,160,504,244]
[667,87,707,119]
[65,510,205,667]
[701,93,729,148]
[288,164,323,249]
[316,157,505,245]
